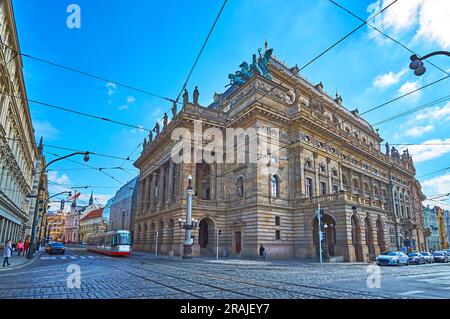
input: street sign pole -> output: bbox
[216,229,219,260]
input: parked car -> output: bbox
[419,252,434,263]
[408,253,426,265]
[444,249,450,257]
[432,251,449,263]
[46,242,65,255]
[376,251,409,266]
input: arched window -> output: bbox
[236,176,244,198]
[364,183,370,193]
[271,175,280,198]
[374,186,379,195]
[353,179,360,189]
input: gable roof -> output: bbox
[80,207,104,221]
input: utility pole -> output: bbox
[317,202,322,265]
[216,229,220,260]
[155,230,158,257]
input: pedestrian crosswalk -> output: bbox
[39,255,108,260]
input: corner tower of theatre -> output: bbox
[133,47,423,262]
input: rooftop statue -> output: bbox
[227,47,273,87]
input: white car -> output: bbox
[419,252,434,263]
[376,251,409,266]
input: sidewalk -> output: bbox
[0,248,44,272]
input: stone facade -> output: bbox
[79,207,106,244]
[133,49,424,262]
[0,0,39,245]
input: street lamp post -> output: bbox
[27,151,90,259]
[178,175,199,259]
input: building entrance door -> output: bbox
[235,231,241,254]
[199,219,208,248]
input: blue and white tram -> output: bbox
[86,230,132,256]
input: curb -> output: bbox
[0,250,44,272]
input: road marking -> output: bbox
[397,290,424,296]
[61,256,67,260]
[70,256,77,259]
[80,256,86,259]
[87,256,95,259]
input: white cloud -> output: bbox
[404,125,434,137]
[106,82,117,96]
[408,138,450,163]
[373,69,407,88]
[414,0,450,49]
[416,101,450,122]
[367,0,450,49]
[130,125,145,134]
[118,96,135,111]
[47,170,70,185]
[398,81,421,100]
[422,172,450,210]
[33,120,60,141]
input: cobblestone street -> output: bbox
[1,247,450,299]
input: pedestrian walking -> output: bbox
[3,240,12,267]
[17,240,24,256]
[24,240,30,257]
[259,244,266,260]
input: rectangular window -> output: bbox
[306,178,313,198]
[275,216,280,226]
[332,185,339,193]
[275,230,281,240]
[320,182,327,195]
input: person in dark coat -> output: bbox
[3,240,12,267]
[259,245,266,260]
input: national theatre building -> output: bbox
[133,47,425,262]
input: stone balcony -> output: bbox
[294,191,387,210]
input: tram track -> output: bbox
[93,254,388,299]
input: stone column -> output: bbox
[150,173,156,212]
[298,147,305,197]
[158,165,166,208]
[167,161,175,204]
[210,164,216,200]
[338,163,344,191]
[0,218,4,243]
[313,152,320,196]
[139,178,146,214]
[144,175,151,211]
[327,158,332,194]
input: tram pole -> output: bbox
[317,202,322,265]
[155,230,158,257]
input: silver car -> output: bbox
[376,251,409,266]
[419,252,434,263]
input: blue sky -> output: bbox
[12,0,450,209]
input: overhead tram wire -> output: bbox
[44,150,124,185]
[123,0,228,177]
[247,0,399,122]
[1,92,153,132]
[173,0,228,105]
[2,136,136,162]
[372,95,450,127]
[328,0,450,77]
[0,40,179,105]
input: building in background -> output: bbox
[47,211,65,242]
[109,177,139,232]
[423,205,440,251]
[63,193,98,243]
[102,198,112,230]
[0,0,42,245]
[79,207,106,244]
